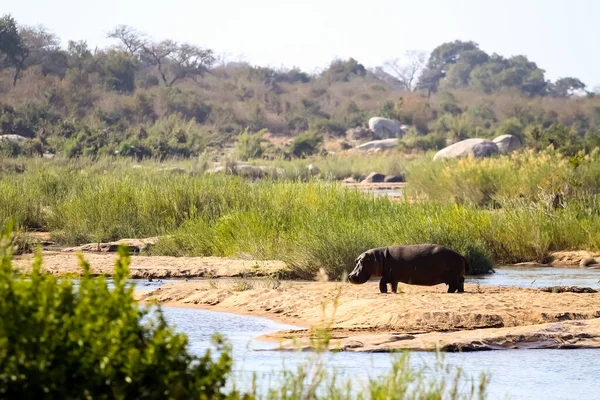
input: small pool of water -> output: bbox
[159,307,600,400]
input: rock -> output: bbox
[346,127,373,141]
[42,153,55,159]
[368,117,404,139]
[342,177,358,184]
[63,237,159,254]
[361,172,386,183]
[206,166,228,174]
[0,134,28,143]
[433,138,500,161]
[158,167,188,174]
[539,286,598,294]
[384,175,404,183]
[580,257,599,268]
[307,164,320,176]
[356,138,399,151]
[493,134,522,153]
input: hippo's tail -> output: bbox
[463,257,470,274]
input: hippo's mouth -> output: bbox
[348,269,370,284]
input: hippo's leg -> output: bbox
[390,281,398,293]
[457,277,465,293]
[379,278,388,293]
[447,277,458,293]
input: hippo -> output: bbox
[348,244,470,293]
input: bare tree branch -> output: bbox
[107,25,146,55]
[142,40,176,86]
[383,50,426,91]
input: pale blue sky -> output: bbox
[5,0,599,87]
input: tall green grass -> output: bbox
[3,157,600,278]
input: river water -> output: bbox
[128,266,600,399]
[157,306,600,400]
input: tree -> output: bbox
[383,50,426,91]
[0,15,27,86]
[549,77,586,97]
[107,24,146,56]
[0,15,24,67]
[67,40,95,71]
[418,40,479,93]
[168,43,215,85]
[141,39,176,86]
[96,49,139,92]
[321,58,366,82]
[11,25,63,86]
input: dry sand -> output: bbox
[137,279,600,352]
[12,251,289,279]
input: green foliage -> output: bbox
[0,230,247,399]
[97,50,140,93]
[235,129,269,160]
[289,132,323,158]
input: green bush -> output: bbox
[0,232,247,399]
[289,132,323,158]
[235,129,269,160]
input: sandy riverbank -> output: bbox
[12,251,289,279]
[136,279,600,352]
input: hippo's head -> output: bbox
[348,250,383,284]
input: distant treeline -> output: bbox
[0,14,599,159]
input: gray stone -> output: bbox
[433,138,500,161]
[307,164,320,175]
[493,134,522,153]
[0,134,27,143]
[356,138,399,151]
[361,172,386,183]
[384,175,404,183]
[368,117,404,138]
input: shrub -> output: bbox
[289,132,323,158]
[0,233,248,399]
[234,129,269,160]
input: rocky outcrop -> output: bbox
[361,172,386,183]
[0,134,28,143]
[368,117,404,139]
[493,134,522,153]
[63,237,160,254]
[433,138,499,160]
[384,175,404,183]
[356,138,399,151]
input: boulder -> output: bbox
[346,127,373,141]
[493,134,522,153]
[356,138,399,151]
[0,134,27,143]
[368,117,404,138]
[433,138,500,161]
[307,164,320,176]
[384,175,404,183]
[361,172,386,183]
[206,163,283,179]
